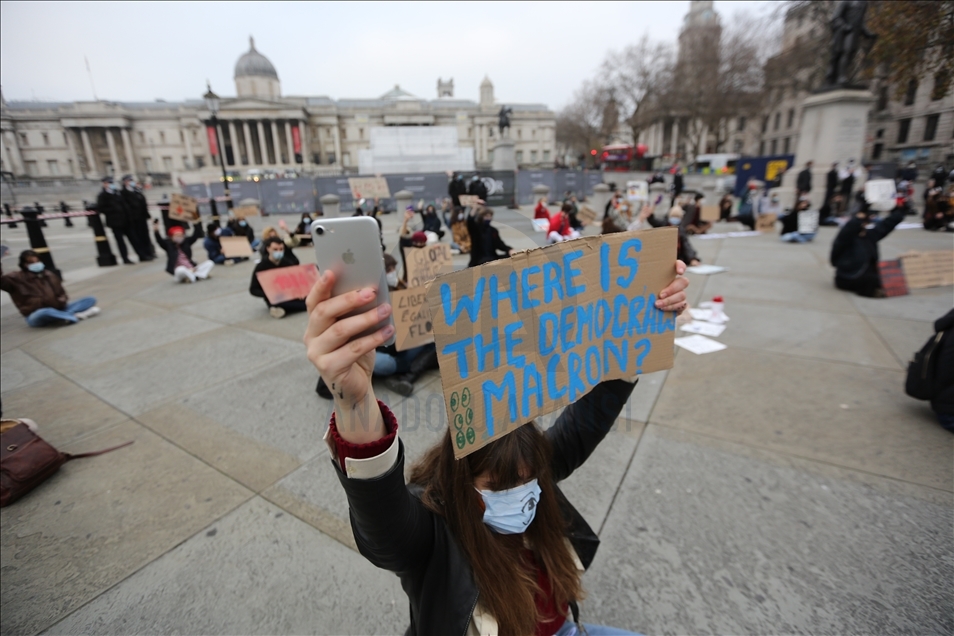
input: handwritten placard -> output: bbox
[459,194,481,207]
[899,251,954,289]
[405,243,454,288]
[169,193,199,222]
[426,228,678,458]
[348,177,390,200]
[577,205,597,226]
[220,236,254,258]
[255,264,319,305]
[391,287,434,351]
[756,213,777,232]
[232,204,260,219]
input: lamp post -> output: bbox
[203,82,231,223]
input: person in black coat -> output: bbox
[830,196,905,297]
[249,236,306,318]
[466,207,512,267]
[420,204,444,239]
[795,160,813,209]
[670,167,684,207]
[96,176,137,264]
[152,219,212,282]
[820,162,839,224]
[121,175,155,260]
[448,172,467,208]
[59,200,74,227]
[467,174,488,202]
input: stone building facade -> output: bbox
[0,37,556,181]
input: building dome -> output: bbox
[234,36,278,80]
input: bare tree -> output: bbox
[555,79,615,166]
[601,36,675,147]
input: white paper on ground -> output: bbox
[680,321,726,337]
[686,264,727,275]
[690,306,730,322]
[696,231,762,240]
[674,334,728,355]
[531,218,550,233]
[896,222,924,230]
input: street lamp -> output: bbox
[203,82,231,221]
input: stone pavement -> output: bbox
[1,207,951,635]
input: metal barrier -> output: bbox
[0,207,117,269]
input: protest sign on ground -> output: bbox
[577,205,597,226]
[700,205,721,222]
[899,251,954,289]
[348,177,390,200]
[405,243,454,288]
[220,236,254,258]
[756,213,777,232]
[878,260,909,297]
[426,228,678,458]
[459,195,481,207]
[169,193,199,222]
[255,264,319,305]
[391,287,434,351]
[232,204,260,219]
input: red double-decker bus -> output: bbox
[599,144,634,171]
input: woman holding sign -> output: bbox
[304,260,689,635]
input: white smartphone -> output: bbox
[311,216,394,346]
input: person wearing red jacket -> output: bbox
[534,197,551,220]
[546,203,581,244]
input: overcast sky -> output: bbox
[1,1,774,110]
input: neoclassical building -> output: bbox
[0,37,556,181]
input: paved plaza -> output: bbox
[1,203,952,635]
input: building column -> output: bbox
[333,124,342,167]
[284,121,294,166]
[242,121,253,165]
[183,127,194,169]
[105,128,121,175]
[670,120,679,157]
[256,120,268,166]
[228,121,239,166]
[216,123,228,167]
[269,120,281,165]
[120,127,135,174]
[80,128,97,176]
[299,120,311,167]
[4,130,25,175]
[1,135,17,176]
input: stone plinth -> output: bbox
[394,189,414,213]
[491,139,516,171]
[319,194,340,217]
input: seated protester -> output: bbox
[450,205,471,254]
[466,206,514,267]
[229,217,260,251]
[681,193,712,235]
[259,219,301,256]
[399,209,429,283]
[905,309,954,432]
[420,204,445,239]
[250,236,306,318]
[734,182,758,230]
[1,250,99,327]
[626,203,665,232]
[603,191,622,220]
[546,203,581,244]
[534,197,550,220]
[294,213,315,245]
[202,222,245,265]
[923,187,952,231]
[667,207,701,266]
[718,193,734,221]
[563,193,582,230]
[153,219,213,283]
[602,200,631,235]
[830,195,906,298]
[780,198,817,243]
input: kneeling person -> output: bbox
[250,236,305,319]
[1,250,99,327]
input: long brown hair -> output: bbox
[409,423,584,634]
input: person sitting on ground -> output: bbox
[681,193,712,235]
[399,210,429,283]
[1,250,100,327]
[563,192,582,229]
[603,191,622,220]
[830,194,906,298]
[229,217,260,251]
[420,204,445,239]
[534,197,550,220]
[718,193,734,221]
[923,187,953,231]
[546,203,581,244]
[626,203,664,232]
[153,219,213,283]
[602,200,632,235]
[203,222,246,265]
[779,197,816,243]
[667,206,701,266]
[250,236,305,318]
[294,213,315,245]
[466,206,515,267]
[733,181,759,230]
[259,219,301,256]
[303,259,689,635]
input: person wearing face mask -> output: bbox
[249,236,306,318]
[1,250,99,327]
[420,203,445,239]
[681,193,712,235]
[96,176,138,265]
[304,258,690,634]
[294,213,315,246]
[667,206,700,266]
[830,194,906,297]
[466,207,514,267]
[120,175,156,261]
[228,217,260,251]
[153,220,213,283]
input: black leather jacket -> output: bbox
[334,379,637,635]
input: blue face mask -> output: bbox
[271,250,284,261]
[239,220,247,227]
[668,217,681,225]
[27,261,45,273]
[477,479,541,534]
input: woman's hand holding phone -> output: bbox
[305,270,394,443]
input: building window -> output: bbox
[532,130,536,139]
[733,139,743,152]
[25,160,38,175]
[737,116,746,132]
[530,150,538,163]
[63,132,68,145]
[872,143,883,160]
[761,116,768,133]
[138,131,145,143]
[162,156,173,171]
[195,157,205,168]
[923,114,940,141]
[904,79,918,105]
[897,118,911,143]
[876,86,889,111]
[932,71,950,100]
[42,133,49,145]
[359,128,364,139]
[517,129,522,139]
[47,160,59,175]
[543,150,550,162]
[182,156,190,169]
[770,139,778,155]
[787,109,795,128]
[467,127,472,138]
[327,152,335,164]
[759,140,765,155]
[19,133,28,146]
[783,137,790,154]
[341,129,347,140]
[159,131,166,144]
[143,158,153,172]
[343,152,351,166]
[516,150,524,163]
[774,113,781,131]
[876,128,884,139]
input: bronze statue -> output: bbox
[498,106,513,136]
[826,0,876,87]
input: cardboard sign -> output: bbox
[405,243,454,288]
[233,204,260,219]
[700,205,721,222]
[220,236,254,258]
[459,194,481,207]
[577,205,596,226]
[348,177,390,200]
[797,210,819,234]
[865,179,896,205]
[391,287,434,351]
[255,264,319,305]
[626,181,648,202]
[878,260,909,297]
[899,251,954,289]
[169,193,199,222]
[426,228,678,458]
[756,213,777,232]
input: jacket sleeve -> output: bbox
[830,216,863,266]
[187,223,204,246]
[869,208,906,243]
[249,264,265,297]
[546,379,637,483]
[492,229,512,255]
[0,271,15,293]
[154,231,169,251]
[680,229,699,264]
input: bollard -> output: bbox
[85,202,118,267]
[591,183,611,218]
[319,193,340,217]
[394,189,414,214]
[21,208,61,279]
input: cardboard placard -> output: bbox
[405,243,454,288]
[426,228,678,458]
[459,194,481,207]
[797,210,819,234]
[169,193,199,222]
[865,179,896,205]
[531,218,550,233]
[626,181,648,202]
[700,205,721,222]
[577,205,597,226]
[899,251,954,289]
[878,260,909,297]
[233,204,260,219]
[255,264,319,305]
[391,287,434,351]
[220,236,254,258]
[756,213,778,232]
[348,177,390,200]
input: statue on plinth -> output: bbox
[498,106,513,137]
[825,0,876,88]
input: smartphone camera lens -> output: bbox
[315,226,325,236]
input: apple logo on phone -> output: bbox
[342,249,355,265]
